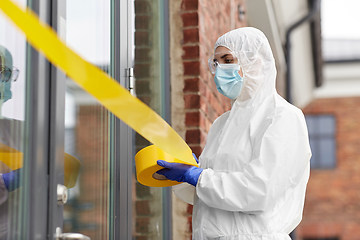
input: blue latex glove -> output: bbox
[156,159,203,187]
[192,153,199,164]
[2,169,22,192]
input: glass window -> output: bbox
[1,0,134,238]
[62,0,112,239]
[305,115,336,169]
[0,0,28,238]
[133,0,171,238]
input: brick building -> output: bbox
[296,37,360,239]
[134,0,246,239]
[1,0,341,239]
[132,0,322,239]
[19,0,357,239]
[68,0,327,239]
[298,97,360,240]
[132,1,360,238]
[170,0,247,238]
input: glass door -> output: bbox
[62,1,112,238]
[1,0,133,239]
[0,0,54,239]
[49,0,133,239]
[50,0,109,239]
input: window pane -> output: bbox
[319,138,336,168]
[305,115,317,135]
[63,0,111,239]
[306,114,336,169]
[318,115,335,135]
[133,0,169,238]
[0,0,27,238]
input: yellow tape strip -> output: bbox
[0,0,196,187]
[0,143,23,170]
[0,143,80,188]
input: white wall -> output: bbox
[289,23,315,108]
[274,0,316,108]
[247,0,316,108]
[247,0,287,97]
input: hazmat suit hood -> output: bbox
[214,27,276,105]
[175,27,311,240]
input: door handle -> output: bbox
[56,227,91,240]
[57,184,68,205]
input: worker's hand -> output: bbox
[156,160,203,187]
[2,169,22,192]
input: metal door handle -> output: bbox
[57,184,68,205]
[56,227,91,240]
[59,233,90,240]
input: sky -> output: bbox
[322,0,360,39]
[66,0,110,65]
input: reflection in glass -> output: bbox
[62,0,111,239]
[133,0,169,238]
[0,1,27,238]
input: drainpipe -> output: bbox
[285,0,321,104]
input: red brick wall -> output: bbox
[134,0,152,111]
[134,0,167,239]
[297,97,360,240]
[180,0,247,238]
[182,0,247,155]
[133,0,248,238]
[63,105,110,240]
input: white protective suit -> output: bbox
[174,27,311,240]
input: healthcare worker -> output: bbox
[0,44,21,240]
[156,27,311,240]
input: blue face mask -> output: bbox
[0,81,12,103]
[214,64,243,99]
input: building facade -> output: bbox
[297,50,360,239]
[3,0,357,239]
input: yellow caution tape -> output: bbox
[0,143,22,170]
[64,153,81,188]
[0,143,80,188]
[135,145,198,187]
[0,0,197,187]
